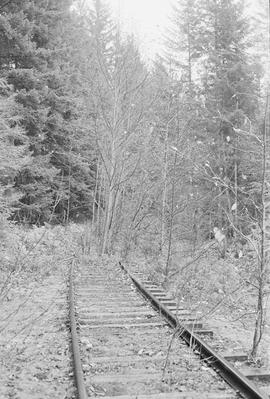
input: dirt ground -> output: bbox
[207,297,270,367]
[0,268,75,399]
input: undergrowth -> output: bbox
[0,221,90,302]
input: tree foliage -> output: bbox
[0,0,95,224]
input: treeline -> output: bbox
[0,0,267,256]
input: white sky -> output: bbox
[109,0,173,61]
[106,0,266,62]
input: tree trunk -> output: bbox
[187,17,192,91]
[92,159,99,229]
[160,100,172,254]
[160,134,168,254]
[101,182,114,254]
[251,94,269,357]
[165,151,177,276]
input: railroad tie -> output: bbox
[69,261,268,399]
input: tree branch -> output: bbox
[0,0,11,12]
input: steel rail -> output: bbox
[119,262,268,399]
[69,260,88,399]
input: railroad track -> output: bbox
[69,259,269,399]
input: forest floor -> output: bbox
[0,223,269,398]
[0,268,75,399]
[0,223,81,398]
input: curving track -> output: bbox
[69,259,269,399]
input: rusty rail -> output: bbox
[119,261,268,399]
[69,260,88,399]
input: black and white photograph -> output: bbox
[0,0,269,398]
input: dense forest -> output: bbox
[0,0,269,358]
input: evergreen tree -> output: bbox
[0,78,30,217]
[0,0,95,224]
[164,0,204,87]
[202,0,259,122]
[200,0,261,233]
[163,0,261,240]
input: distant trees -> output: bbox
[163,0,269,358]
[164,0,203,88]
[146,62,197,274]
[75,0,150,254]
[164,0,262,239]
[201,0,261,230]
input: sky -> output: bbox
[108,0,173,61]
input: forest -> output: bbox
[0,0,269,387]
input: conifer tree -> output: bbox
[0,0,94,223]
[166,0,260,235]
[165,0,204,87]
[200,0,261,233]
[0,78,30,217]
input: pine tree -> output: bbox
[164,0,205,88]
[0,78,30,217]
[163,0,261,243]
[200,0,261,232]
[0,0,95,224]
